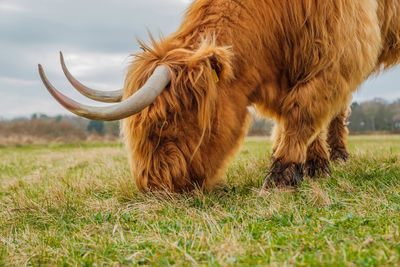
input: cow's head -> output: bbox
[39,36,250,192]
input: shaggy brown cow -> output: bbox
[39,0,400,192]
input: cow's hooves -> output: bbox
[305,156,331,178]
[330,150,349,162]
[262,159,304,189]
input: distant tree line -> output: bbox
[0,114,120,145]
[248,114,275,136]
[27,114,121,136]
[246,98,400,136]
[1,98,399,145]
[348,98,400,133]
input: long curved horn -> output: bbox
[38,65,170,121]
[60,52,123,103]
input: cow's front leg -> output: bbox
[270,123,282,160]
[263,78,336,188]
[328,108,349,162]
[305,130,331,178]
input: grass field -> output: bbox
[1,135,400,266]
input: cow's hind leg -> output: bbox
[263,77,339,188]
[328,108,349,162]
[305,130,331,178]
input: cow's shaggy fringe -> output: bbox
[122,35,241,192]
[122,0,400,192]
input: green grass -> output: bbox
[1,136,400,266]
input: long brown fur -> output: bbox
[319,0,400,168]
[122,0,400,192]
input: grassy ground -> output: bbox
[0,136,400,266]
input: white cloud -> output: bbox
[0,2,25,12]
[59,52,130,78]
[0,77,38,87]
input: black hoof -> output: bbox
[330,150,349,162]
[262,159,304,189]
[305,156,331,178]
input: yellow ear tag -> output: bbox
[212,69,219,83]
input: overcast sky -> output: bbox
[0,0,399,119]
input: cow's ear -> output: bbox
[207,46,234,82]
[210,57,222,78]
[185,41,234,82]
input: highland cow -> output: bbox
[39,0,400,192]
